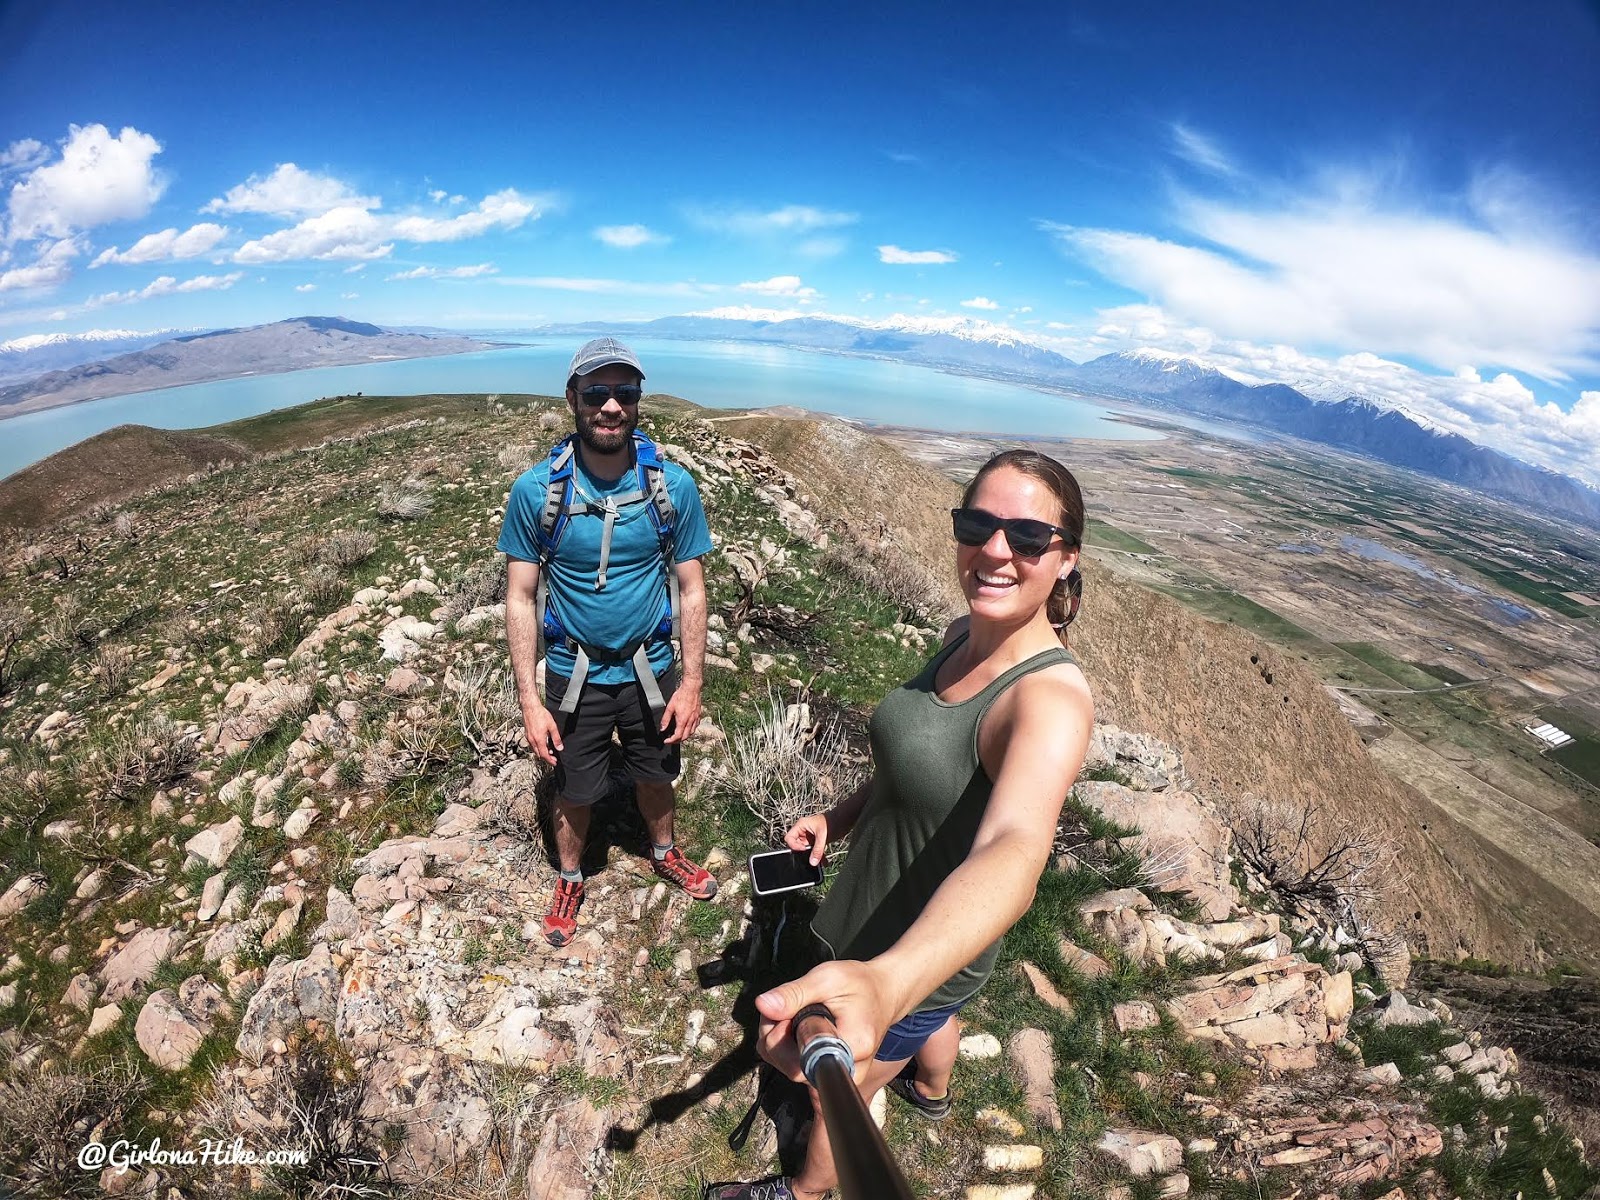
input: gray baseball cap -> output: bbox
[568,336,645,383]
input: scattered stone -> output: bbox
[99,926,182,1003]
[0,873,47,919]
[983,1145,1044,1172]
[1020,963,1073,1016]
[1355,1062,1403,1087]
[235,943,341,1063]
[1096,1128,1184,1177]
[976,1108,1027,1138]
[197,873,228,921]
[525,1097,609,1200]
[1113,1000,1160,1033]
[966,1186,1036,1199]
[135,989,209,1071]
[959,1033,1003,1060]
[1007,1029,1062,1131]
[184,816,244,870]
[85,1003,122,1040]
[1058,939,1112,978]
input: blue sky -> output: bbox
[2,0,1598,482]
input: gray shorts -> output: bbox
[544,668,681,806]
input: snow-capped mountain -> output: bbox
[0,328,191,384]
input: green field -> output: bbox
[1153,584,1316,644]
[1334,641,1447,690]
[1085,517,1158,555]
[1540,704,1600,790]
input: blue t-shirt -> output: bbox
[497,444,714,684]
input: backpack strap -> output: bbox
[633,432,681,642]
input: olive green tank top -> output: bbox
[810,631,1077,1012]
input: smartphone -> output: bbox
[748,848,824,897]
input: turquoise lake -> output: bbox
[0,338,1164,480]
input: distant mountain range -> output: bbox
[540,312,1600,529]
[0,317,492,417]
[0,328,187,384]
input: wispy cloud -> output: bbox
[1043,165,1600,382]
[0,237,81,291]
[687,204,857,237]
[594,223,668,249]
[493,275,714,297]
[960,296,999,310]
[797,236,847,259]
[295,283,316,292]
[738,275,818,299]
[91,223,228,267]
[386,263,498,280]
[204,163,379,217]
[5,124,165,244]
[84,270,243,309]
[233,190,543,264]
[1170,123,1238,178]
[878,244,957,265]
[885,150,922,166]
[0,138,49,176]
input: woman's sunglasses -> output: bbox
[951,506,1077,557]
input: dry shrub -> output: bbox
[90,643,135,697]
[0,1058,148,1198]
[305,563,345,613]
[497,445,540,473]
[91,711,200,801]
[820,539,949,623]
[361,705,459,788]
[43,594,90,652]
[1218,792,1404,910]
[86,501,116,526]
[440,559,507,622]
[112,511,137,540]
[0,601,30,693]
[318,528,379,571]
[0,750,53,835]
[190,1035,385,1200]
[447,654,522,762]
[537,410,565,433]
[725,688,865,845]
[243,589,308,657]
[377,478,433,522]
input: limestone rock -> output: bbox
[185,815,244,870]
[215,681,312,756]
[1096,1128,1183,1177]
[0,873,47,919]
[1075,781,1237,920]
[135,989,209,1071]
[525,1097,608,1200]
[1007,1028,1061,1131]
[197,873,228,922]
[236,943,341,1063]
[959,1033,1003,1060]
[1021,963,1073,1016]
[99,926,181,1003]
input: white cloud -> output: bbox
[798,236,847,258]
[386,263,498,280]
[738,275,818,299]
[204,163,379,217]
[295,283,316,292]
[0,237,81,291]
[878,245,958,265]
[341,292,359,300]
[84,270,243,309]
[594,223,667,249]
[428,189,448,204]
[1044,171,1600,382]
[689,204,857,237]
[1171,123,1238,177]
[961,296,999,310]
[6,124,165,242]
[233,189,541,264]
[91,222,228,267]
[0,138,48,175]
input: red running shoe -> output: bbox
[651,847,718,900]
[542,878,584,947]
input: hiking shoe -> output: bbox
[888,1074,952,1121]
[703,1177,807,1200]
[652,847,718,900]
[541,878,584,947]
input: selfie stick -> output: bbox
[793,1004,916,1200]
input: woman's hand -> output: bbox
[756,960,903,1083]
[784,814,831,866]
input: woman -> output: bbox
[709,449,1095,1200]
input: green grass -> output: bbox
[1149,583,1316,645]
[1538,703,1600,790]
[1334,641,1446,690]
[1084,517,1158,556]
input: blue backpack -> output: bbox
[532,430,679,715]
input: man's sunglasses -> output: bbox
[576,383,643,406]
[951,506,1077,557]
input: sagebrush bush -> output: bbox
[377,478,433,522]
[91,643,135,697]
[724,688,865,845]
[304,563,344,613]
[316,529,378,571]
[0,1059,147,1197]
[91,711,200,801]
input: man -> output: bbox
[499,337,718,947]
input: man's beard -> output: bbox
[576,407,638,454]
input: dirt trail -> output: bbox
[1368,728,1600,923]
